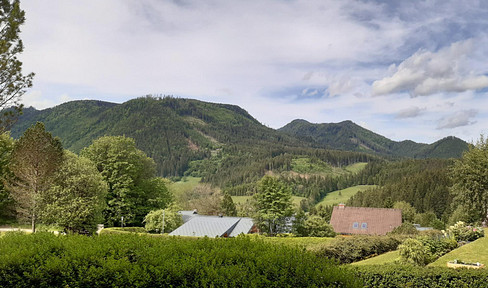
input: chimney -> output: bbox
[338,203,345,209]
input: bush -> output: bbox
[389,222,419,235]
[310,235,405,264]
[350,265,488,287]
[398,236,457,266]
[99,227,147,235]
[0,232,360,287]
[302,215,336,237]
[443,221,484,242]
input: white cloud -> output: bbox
[372,40,488,96]
[437,109,478,129]
[395,106,425,119]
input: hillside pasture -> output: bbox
[351,250,400,266]
[232,195,306,207]
[316,185,376,207]
[429,235,488,268]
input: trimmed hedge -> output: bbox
[350,265,488,287]
[310,235,406,264]
[0,232,359,287]
[98,227,147,234]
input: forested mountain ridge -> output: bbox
[278,119,468,158]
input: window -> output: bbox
[361,223,368,229]
[352,222,359,229]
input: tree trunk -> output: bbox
[31,214,36,233]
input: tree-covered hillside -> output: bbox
[279,119,468,158]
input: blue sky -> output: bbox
[18,0,488,143]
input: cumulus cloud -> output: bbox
[372,40,488,96]
[436,109,478,129]
[395,106,425,119]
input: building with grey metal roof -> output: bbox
[169,215,255,238]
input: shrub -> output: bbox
[398,236,457,266]
[310,235,405,264]
[302,215,336,237]
[99,227,147,235]
[0,232,360,287]
[443,221,484,242]
[389,222,419,235]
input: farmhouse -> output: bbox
[169,211,256,238]
[329,204,402,235]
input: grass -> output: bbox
[344,162,368,173]
[429,235,488,267]
[351,250,400,266]
[316,185,376,207]
[232,195,306,207]
[262,236,335,250]
[169,176,201,198]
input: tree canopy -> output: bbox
[0,0,34,130]
[450,136,488,223]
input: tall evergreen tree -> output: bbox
[221,192,237,216]
[0,0,34,130]
[8,122,63,232]
[254,175,293,235]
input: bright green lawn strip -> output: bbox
[263,236,335,250]
[316,185,376,207]
[232,195,306,207]
[344,162,368,173]
[429,235,488,267]
[351,250,400,266]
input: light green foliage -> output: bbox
[254,175,293,235]
[0,0,34,130]
[40,151,107,234]
[291,157,333,174]
[393,201,416,223]
[399,236,457,266]
[144,204,183,233]
[0,133,14,220]
[302,215,336,237]
[389,222,419,235]
[221,192,237,216]
[8,122,63,232]
[450,135,488,222]
[443,221,484,242]
[414,212,445,230]
[81,135,171,226]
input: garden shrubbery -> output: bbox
[310,235,406,264]
[0,232,359,287]
[351,265,488,288]
[398,236,457,266]
[443,221,484,242]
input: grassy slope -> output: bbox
[351,251,400,266]
[429,235,488,267]
[315,185,376,207]
[345,162,368,173]
[232,195,306,207]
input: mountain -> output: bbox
[9,96,309,176]
[278,119,468,158]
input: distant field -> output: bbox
[351,250,400,266]
[232,195,306,207]
[344,162,368,173]
[316,185,376,207]
[429,234,488,267]
[169,176,201,197]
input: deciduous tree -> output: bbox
[450,135,488,223]
[8,122,63,232]
[40,151,107,234]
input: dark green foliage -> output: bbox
[0,132,14,220]
[0,232,360,287]
[279,119,468,158]
[350,265,488,288]
[348,159,452,220]
[389,222,419,235]
[0,0,34,131]
[221,192,237,216]
[310,235,405,264]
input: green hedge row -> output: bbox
[310,235,406,264]
[98,227,147,234]
[0,232,359,287]
[350,265,488,288]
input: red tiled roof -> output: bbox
[329,206,402,235]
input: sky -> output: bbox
[17,0,488,144]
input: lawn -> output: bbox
[315,185,376,207]
[262,236,335,250]
[351,250,400,266]
[429,235,488,267]
[169,176,201,198]
[344,162,368,173]
[232,195,306,207]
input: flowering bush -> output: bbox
[443,221,484,242]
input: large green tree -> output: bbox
[40,151,107,234]
[0,132,14,220]
[81,135,171,226]
[450,136,488,223]
[8,122,63,232]
[0,0,34,130]
[254,175,293,235]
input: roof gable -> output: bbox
[329,206,402,235]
